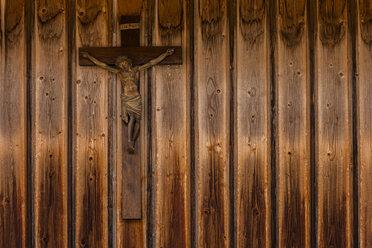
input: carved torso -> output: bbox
[118,69,140,97]
[118,67,142,122]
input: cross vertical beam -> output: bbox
[121,15,142,220]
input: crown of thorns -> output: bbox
[115,56,132,66]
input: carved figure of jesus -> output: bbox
[81,48,174,153]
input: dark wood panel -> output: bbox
[118,0,143,17]
[196,0,230,247]
[33,0,68,247]
[116,0,147,247]
[319,0,347,46]
[235,0,271,247]
[120,16,140,47]
[158,0,183,36]
[276,0,311,247]
[153,0,190,247]
[120,12,141,221]
[0,0,27,247]
[358,0,372,247]
[121,140,142,219]
[316,0,353,247]
[79,46,182,66]
[75,0,109,246]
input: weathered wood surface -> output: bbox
[116,0,146,246]
[33,0,68,247]
[276,0,310,247]
[74,0,108,246]
[1,1,371,247]
[235,0,271,247]
[196,0,230,247]
[0,0,27,247]
[153,0,190,247]
[358,0,372,247]
[118,0,143,17]
[79,46,182,66]
[316,0,353,247]
[121,142,142,219]
[120,12,142,222]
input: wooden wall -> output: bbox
[1,0,372,247]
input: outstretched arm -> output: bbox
[136,48,174,71]
[81,52,119,74]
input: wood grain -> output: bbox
[316,0,353,247]
[115,0,147,246]
[319,0,346,46]
[357,0,372,247]
[0,0,27,247]
[76,0,103,24]
[0,2,370,246]
[33,0,68,247]
[236,0,270,247]
[121,142,142,219]
[196,0,230,247]
[37,0,63,23]
[75,0,108,246]
[239,0,265,44]
[198,0,225,41]
[153,0,190,247]
[360,0,372,45]
[277,0,310,247]
[278,0,305,46]
[4,0,23,35]
[158,0,182,37]
[118,0,143,17]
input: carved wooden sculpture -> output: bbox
[81,49,174,153]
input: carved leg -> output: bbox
[133,120,140,143]
[127,116,135,154]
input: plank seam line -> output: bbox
[269,0,278,247]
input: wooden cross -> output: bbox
[79,16,182,220]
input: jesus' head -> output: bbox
[115,56,133,71]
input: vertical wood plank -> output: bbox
[235,0,271,247]
[0,0,27,247]
[120,18,142,220]
[195,0,230,246]
[153,0,190,247]
[357,0,372,247]
[66,0,76,247]
[75,0,109,246]
[116,0,147,247]
[118,0,142,17]
[316,0,353,247]
[276,0,311,247]
[33,0,68,246]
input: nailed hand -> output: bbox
[166,48,175,55]
[81,51,90,58]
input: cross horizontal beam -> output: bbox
[79,46,182,66]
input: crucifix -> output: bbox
[79,16,182,220]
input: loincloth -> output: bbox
[121,93,142,123]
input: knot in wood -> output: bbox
[37,5,64,23]
[319,0,346,46]
[77,1,103,25]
